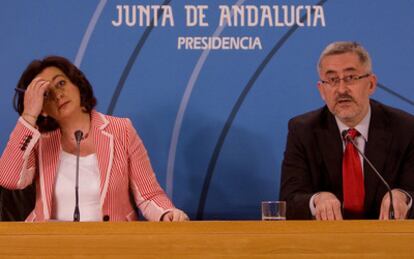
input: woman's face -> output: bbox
[37,66,83,122]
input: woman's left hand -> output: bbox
[161,209,189,222]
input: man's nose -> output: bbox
[336,80,349,93]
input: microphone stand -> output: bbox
[343,131,395,219]
[73,130,83,222]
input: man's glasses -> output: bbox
[320,73,371,87]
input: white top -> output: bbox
[52,150,102,221]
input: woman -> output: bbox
[0,56,188,222]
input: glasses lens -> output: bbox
[329,77,339,85]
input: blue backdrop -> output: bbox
[1,0,413,220]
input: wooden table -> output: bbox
[0,220,413,258]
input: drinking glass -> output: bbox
[261,201,286,220]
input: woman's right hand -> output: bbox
[21,77,50,126]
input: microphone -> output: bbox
[73,130,83,222]
[74,130,83,143]
[341,130,395,219]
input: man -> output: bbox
[280,41,414,220]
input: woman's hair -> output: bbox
[13,56,97,132]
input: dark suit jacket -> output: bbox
[280,100,414,219]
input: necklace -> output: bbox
[61,130,90,142]
[82,132,89,140]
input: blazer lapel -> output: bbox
[315,109,343,199]
[90,111,114,205]
[39,129,61,219]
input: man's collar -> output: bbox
[335,106,371,142]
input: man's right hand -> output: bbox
[314,192,343,220]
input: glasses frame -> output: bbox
[320,73,371,87]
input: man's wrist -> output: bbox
[393,189,412,205]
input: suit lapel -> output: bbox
[90,111,114,205]
[40,129,61,219]
[315,108,343,199]
[363,101,391,212]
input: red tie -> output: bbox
[342,128,365,216]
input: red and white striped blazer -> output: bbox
[0,110,175,222]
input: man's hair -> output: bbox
[13,56,97,132]
[317,41,372,74]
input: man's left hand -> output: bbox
[379,189,409,220]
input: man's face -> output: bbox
[317,52,377,127]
